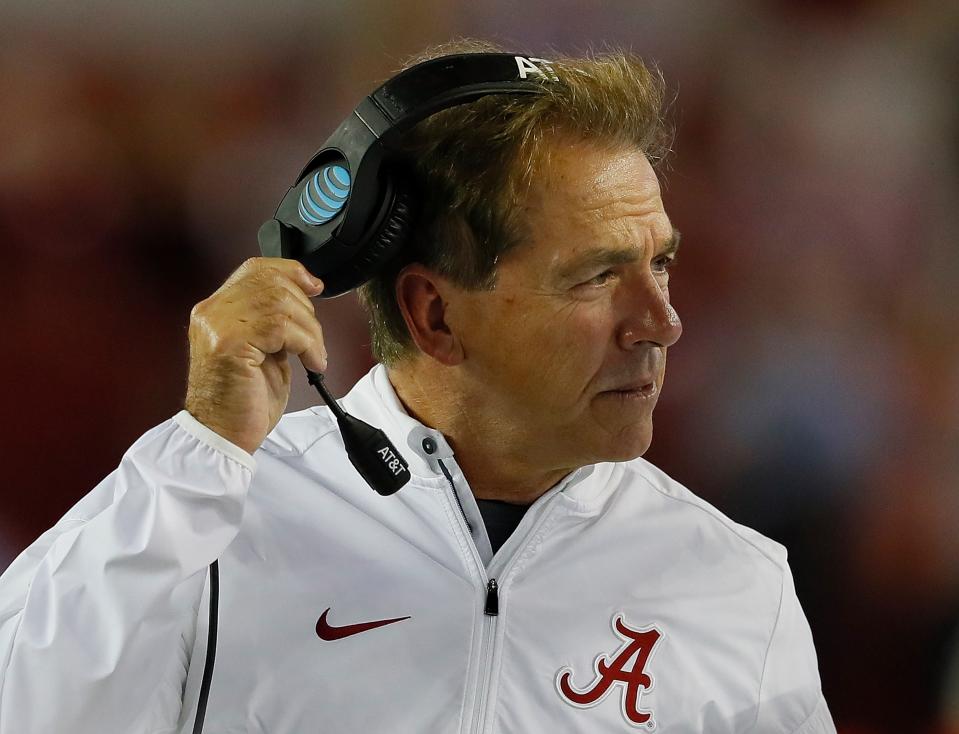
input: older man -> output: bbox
[0,43,834,732]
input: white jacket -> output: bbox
[0,365,835,733]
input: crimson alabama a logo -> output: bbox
[555,614,664,729]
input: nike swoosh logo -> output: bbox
[315,607,411,641]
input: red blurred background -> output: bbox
[1,1,957,730]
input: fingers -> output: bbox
[238,276,327,372]
[245,283,318,327]
[195,257,328,371]
[185,257,328,452]
[247,311,327,373]
[226,257,324,300]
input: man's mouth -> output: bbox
[603,380,658,399]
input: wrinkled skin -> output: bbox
[392,139,683,501]
[185,258,326,454]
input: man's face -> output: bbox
[449,139,682,470]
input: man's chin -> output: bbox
[606,438,653,463]
[586,424,654,464]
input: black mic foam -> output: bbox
[306,369,410,496]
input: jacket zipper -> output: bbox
[484,579,499,616]
[473,493,566,734]
[474,580,499,734]
[438,458,473,534]
[437,459,492,733]
[437,461,500,622]
[437,457,565,734]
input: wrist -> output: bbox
[173,410,258,472]
[183,402,261,456]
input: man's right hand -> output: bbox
[185,257,327,454]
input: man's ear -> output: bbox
[395,263,464,366]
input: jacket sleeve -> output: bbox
[0,410,255,734]
[751,562,836,734]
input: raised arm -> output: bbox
[0,257,326,732]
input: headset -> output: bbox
[192,52,554,733]
[257,52,555,297]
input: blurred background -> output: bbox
[1,0,957,730]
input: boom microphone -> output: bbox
[306,370,410,495]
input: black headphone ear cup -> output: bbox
[311,177,415,297]
[356,181,414,275]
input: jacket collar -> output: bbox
[340,364,454,480]
[340,364,611,505]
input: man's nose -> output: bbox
[617,277,683,350]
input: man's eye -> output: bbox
[653,254,678,274]
[584,270,616,287]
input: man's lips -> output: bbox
[602,376,657,393]
[598,379,659,402]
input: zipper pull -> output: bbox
[484,578,499,617]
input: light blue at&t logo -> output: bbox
[298,164,351,225]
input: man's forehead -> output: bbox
[534,181,671,242]
[527,145,663,221]
[502,141,672,274]
[541,138,657,181]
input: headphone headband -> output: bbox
[371,53,553,135]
